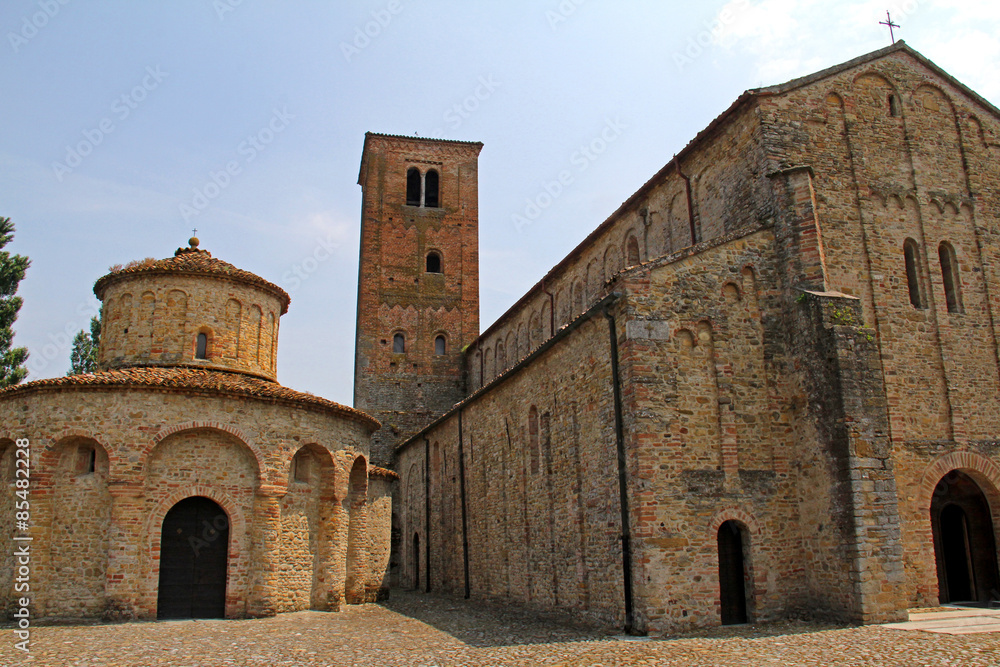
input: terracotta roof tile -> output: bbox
[368,466,400,480]
[94,247,291,314]
[0,366,378,430]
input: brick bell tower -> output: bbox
[354,132,483,466]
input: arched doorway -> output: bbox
[931,471,1000,605]
[157,496,230,619]
[718,520,748,624]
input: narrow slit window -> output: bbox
[393,332,406,353]
[196,332,208,359]
[424,169,439,208]
[426,251,442,273]
[904,239,924,309]
[939,242,962,313]
[434,335,446,355]
[528,406,539,475]
[77,445,96,475]
[626,235,640,266]
[406,167,421,206]
[888,93,901,118]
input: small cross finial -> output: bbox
[879,10,900,43]
[192,228,198,236]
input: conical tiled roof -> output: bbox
[94,241,290,314]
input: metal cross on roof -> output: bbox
[192,228,198,236]
[880,10,900,43]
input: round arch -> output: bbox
[145,485,248,619]
[145,423,264,483]
[919,452,1000,604]
[156,495,230,618]
[37,432,114,482]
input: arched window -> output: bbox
[196,332,208,359]
[426,251,442,273]
[393,332,406,353]
[903,239,924,309]
[939,241,962,313]
[434,335,446,355]
[425,169,439,208]
[406,167,421,206]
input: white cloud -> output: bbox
[711,0,1000,101]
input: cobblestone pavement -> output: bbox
[3,593,999,666]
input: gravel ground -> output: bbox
[2,592,998,666]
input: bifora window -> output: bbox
[405,167,441,208]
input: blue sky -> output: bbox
[3,0,999,406]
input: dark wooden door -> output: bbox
[157,496,229,619]
[718,521,748,625]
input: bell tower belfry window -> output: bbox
[405,167,440,208]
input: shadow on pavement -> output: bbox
[379,590,851,647]
[379,590,616,647]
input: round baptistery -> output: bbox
[93,238,290,380]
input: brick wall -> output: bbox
[760,47,1000,609]
[395,310,628,627]
[0,371,383,621]
[354,134,482,466]
[100,273,284,380]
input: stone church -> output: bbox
[369,41,1000,634]
[2,40,999,633]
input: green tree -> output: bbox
[68,315,101,375]
[0,217,30,387]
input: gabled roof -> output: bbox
[753,41,1000,120]
[466,42,999,349]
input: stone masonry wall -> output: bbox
[395,312,628,627]
[615,230,807,631]
[760,48,1000,608]
[100,273,284,380]
[0,386,379,620]
[366,473,395,600]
